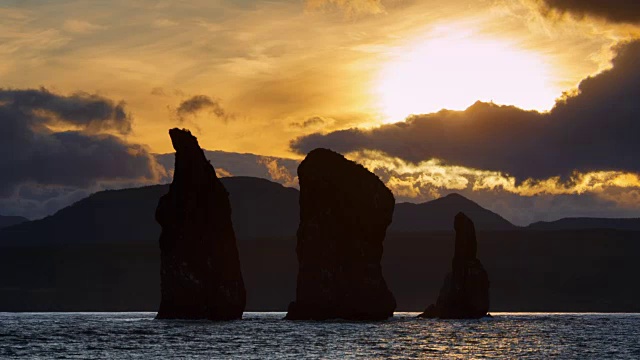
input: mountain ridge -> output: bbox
[5,178,640,246]
[0,215,28,229]
[0,177,299,246]
[528,217,640,231]
[390,193,516,232]
[0,177,515,246]
[2,178,640,312]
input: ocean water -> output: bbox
[1,312,638,359]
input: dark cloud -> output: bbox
[175,95,230,122]
[0,88,162,198]
[150,87,167,96]
[291,41,640,181]
[0,88,132,134]
[290,116,328,128]
[539,0,640,23]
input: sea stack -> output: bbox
[155,128,246,320]
[419,212,490,319]
[286,148,396,320]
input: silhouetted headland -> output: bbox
[286,148,396,320]
[419,212,490,319]
[155,128,245,320]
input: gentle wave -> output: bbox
[1,312,639,359]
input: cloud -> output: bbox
[175,95,231,122]
[457,189,640,226]
[289,116,332,129]
[0,88,132,134]
[257,157,298,188]
[152,18,178,28]
[62,19,106,33]
[155,150,299,187]
[306,0,385,16]
[537,1,640,23]
[292,41,640,182]
[150,87,167,96]
[0,88,163,198]
[215,168,233,178]
[346,150,639,196]
[0,184,92,220]
[344,150,640,225]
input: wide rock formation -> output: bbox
[419,212,490,319]
[155,128,245,320]
[285,148,396,320]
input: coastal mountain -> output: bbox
[1,178,640,312]
[0,177,299,246]
[528,217,640,231]
[0,215,28,229]
[1,185,166,246]
[7,180,640,247]
[0,182,515,246]
[390,193,516,232]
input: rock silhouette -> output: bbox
[286,148,396,320]
[419,212,490,319]
[155,128,245,320]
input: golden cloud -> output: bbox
[347,150,640,204]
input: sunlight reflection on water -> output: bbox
[0,312,638,359]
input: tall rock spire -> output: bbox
[419,212,490,319]
[156,128,245,320]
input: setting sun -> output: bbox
[375,27,561,122]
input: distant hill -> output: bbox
[0,215,28,229]
[223,176,299,238]
[0,177,299,246]
[528,217,640,231]
[0,183,515,247]
[390,193,516,232]
[3,181,640,312]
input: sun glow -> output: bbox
[376,27,562,122]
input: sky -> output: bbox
[1,0,640,225]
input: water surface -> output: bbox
[1,312,638,359]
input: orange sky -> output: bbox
[2,0,640,221]
[1,0,632,155]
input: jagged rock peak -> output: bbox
[169,128,199,152]
[286,148,397,320]
[155,128,246,321]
